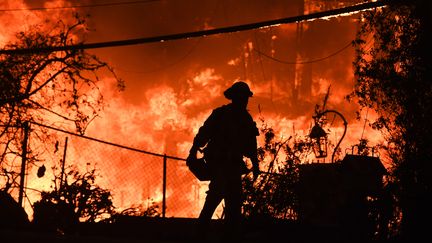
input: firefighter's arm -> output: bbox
[249,147,260,180]
[246,122,260,180]
[189,132,205,158]
[189,109,220,156]
[251,157,260,180]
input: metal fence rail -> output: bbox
[25,122,206,219]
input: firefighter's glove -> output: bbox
[188,146,199,164]
[189,145,198,157]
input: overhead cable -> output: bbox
[115,0,221,74]
[255,41,353,65]
[0,0,389,55]
[0,0,161,12]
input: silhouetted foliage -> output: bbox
[0,14,122,200]
[33,166,115,231]
[0,190,29,229]
[108,199,161,223]
[242,121,312,220]
[349,0,432,240]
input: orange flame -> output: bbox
[1,0,387,221]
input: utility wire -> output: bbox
[254,41,353,65]
[0,0,161,12]
[114,0,221,74]
[0,0,389,55]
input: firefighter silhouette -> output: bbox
[188,81,260,239]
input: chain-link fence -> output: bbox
[18,122,213,220]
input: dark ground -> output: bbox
[1,217,390,243]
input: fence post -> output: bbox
[18,122,30,207]
[162,154,167,218]
[60,137,68,191]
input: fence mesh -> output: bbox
[18,123,215,219]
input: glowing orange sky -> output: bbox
[1,0,386,219]
[79,0,384,156]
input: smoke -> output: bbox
[2,0,387,219]
[0,1,40,45]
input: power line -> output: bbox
[0,0,161,12]
[114,0,221,74]
[254,41,353,65]
[0,0,389,55]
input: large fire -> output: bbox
[1,0,386,220]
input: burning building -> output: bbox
[0,0,387,221]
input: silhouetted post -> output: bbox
[60,137,68,191]
[18,122,30,207]
[162,154,167,218]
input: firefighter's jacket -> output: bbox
[192,103,259,174]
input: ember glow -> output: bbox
[1,0,387,220]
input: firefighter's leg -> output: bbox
[194,179,224,241]
[222,173,242,240]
